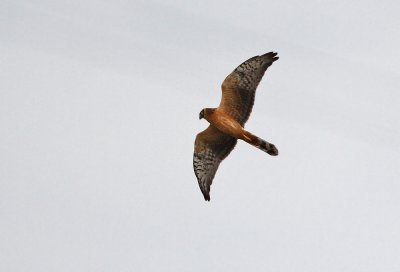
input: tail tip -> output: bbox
[267,144,279,156]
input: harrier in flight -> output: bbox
[193,52,279,201]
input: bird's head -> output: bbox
[199,109,205,120]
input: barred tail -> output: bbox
[242,131,278,156]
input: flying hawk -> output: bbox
[193,52,279,201]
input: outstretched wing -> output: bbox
[219,52,279,126]
[193,125,237,201]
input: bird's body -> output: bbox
[193,52,279,201]
[203,108,244,139]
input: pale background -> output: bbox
[1,0,400,271]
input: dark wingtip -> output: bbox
[203,193,210,201]
[262,51,279,62]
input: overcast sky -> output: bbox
[1,0,400,271]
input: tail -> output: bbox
[242,131,279,156]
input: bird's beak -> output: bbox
[199,110,204,120]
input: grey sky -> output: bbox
[1,0,400,271]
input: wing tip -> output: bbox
[262,51,279,62]
[202,191,211,201]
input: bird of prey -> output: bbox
[193,52,279,201]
